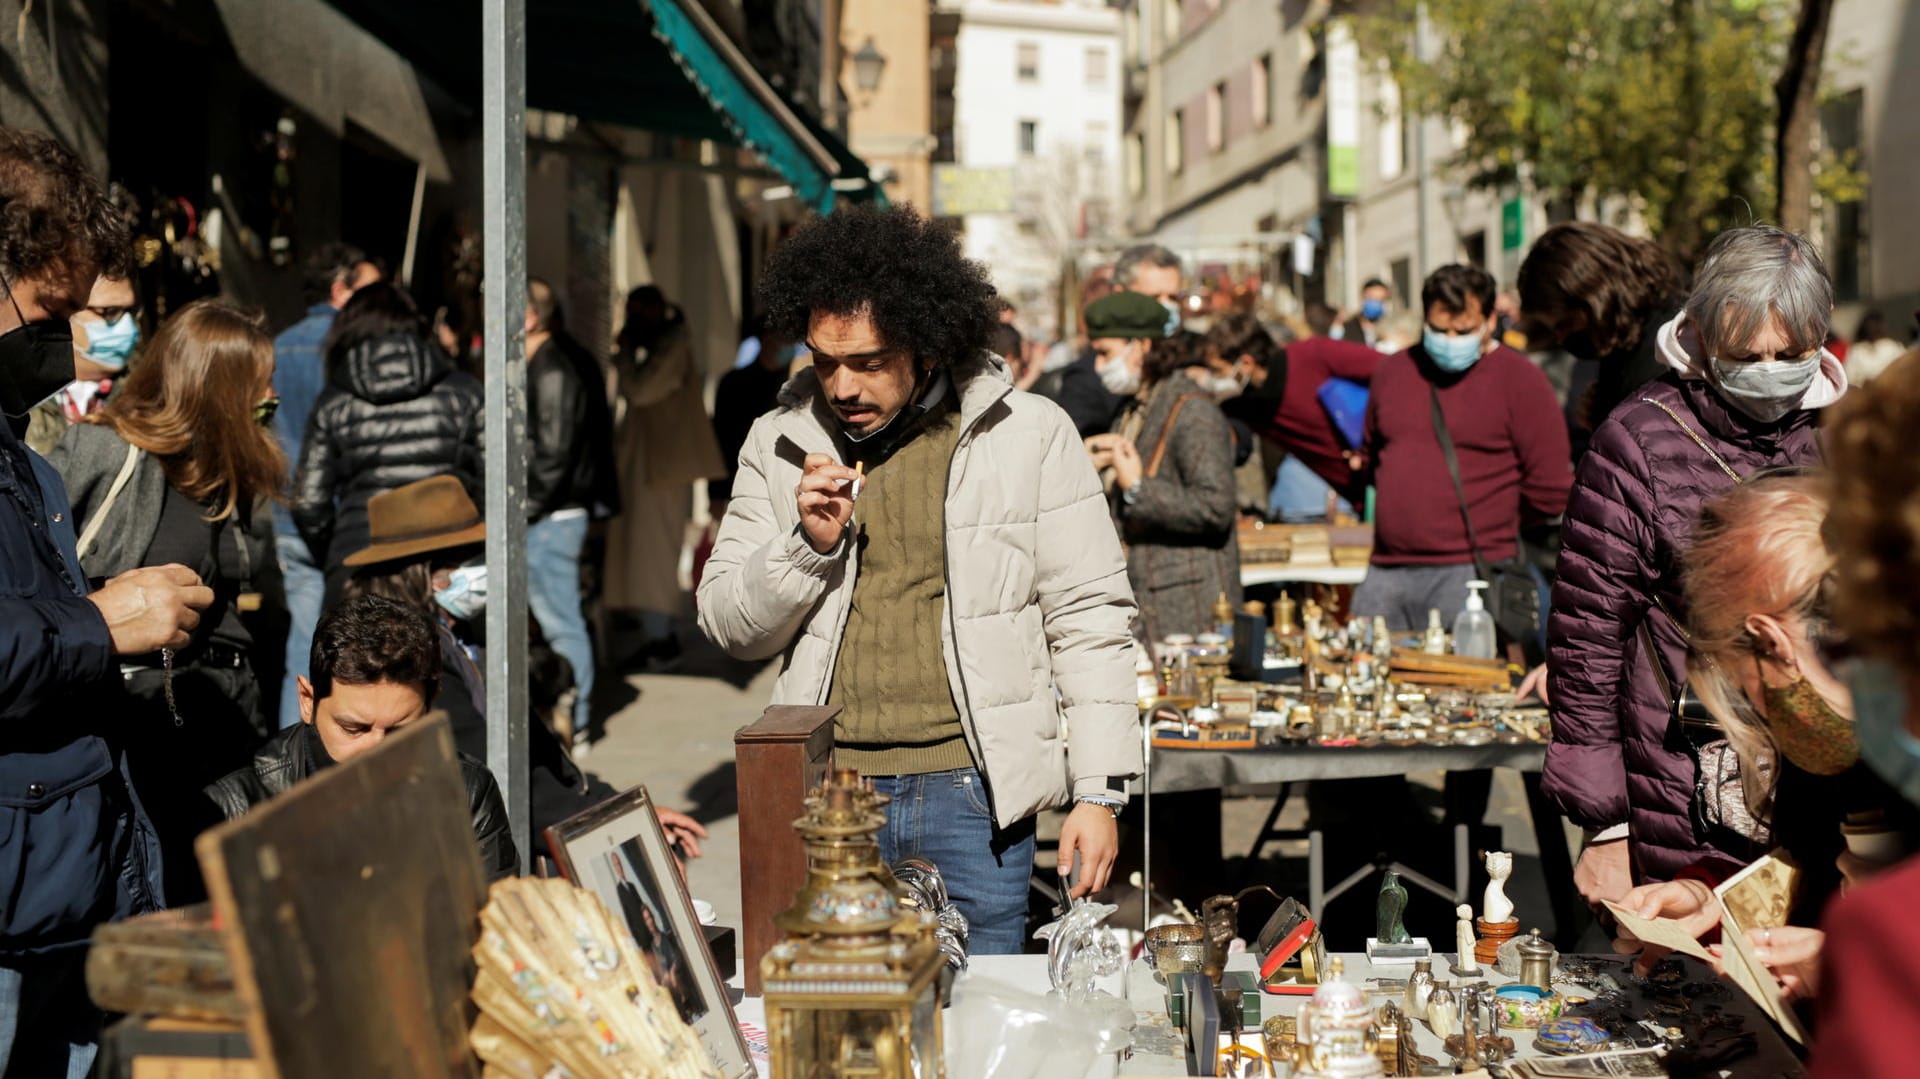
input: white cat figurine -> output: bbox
[1483,850,1515,924]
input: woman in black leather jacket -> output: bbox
[290,283,482,599]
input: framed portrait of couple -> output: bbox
[544,785,752,1079]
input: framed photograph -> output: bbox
[544,785,752,1079]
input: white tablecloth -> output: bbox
[731,950,1803,1077]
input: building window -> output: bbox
[1462,230,1488,270]
[1086,45,1109,87]
[1019,119,1039,156]
[1378,73,1405,180]
[1389,257,1412,310]
[1251,54,1272,131]
[1129,132,1146,196]
[1822,87,1867,301]
[1169,109,1185,175]
[1206,83,1225,153]
[1084,122,1108,169]
[1017,42,1040,81]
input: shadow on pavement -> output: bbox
[684,760,740,826]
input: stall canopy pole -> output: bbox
[482,0,531,872]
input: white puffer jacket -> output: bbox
[697,352,1141,828]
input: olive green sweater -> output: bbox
[828,395,972,776]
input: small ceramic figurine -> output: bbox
[1454,904,1480,975]
[1422,609,1448,654]
[1372,615,1392,661]
[1483,851,1515,924]
[1403,958,1435,1017]
[1376,871,1411,945]
[1426,980,1458,1036]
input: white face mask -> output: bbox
[1709,352,1822,423]
[433,564,488,621]
[1098,347,1142,396]
[1206,371,1247,400]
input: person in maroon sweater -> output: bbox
[1203,312,1383,511]
[1356,264,1572,633]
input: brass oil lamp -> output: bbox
[763,771,946,1079]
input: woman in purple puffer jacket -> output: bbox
[1542,226,1848,903]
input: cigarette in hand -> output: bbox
[851,460,865,500]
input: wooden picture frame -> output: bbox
[544,786,752,1079]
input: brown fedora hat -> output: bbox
[342,475,487,567]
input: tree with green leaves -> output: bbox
[1361,0,1787,265]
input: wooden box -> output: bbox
[734,705,836,995]
[98,1017,255,1079]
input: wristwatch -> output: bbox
[1076,776,1128,818]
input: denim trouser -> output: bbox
[528,512,594,733]
[277,531,325,729]
[1268,455,1354,523]
[1350,562,1479,634]
[0,955,97,1078]
[870,768,1036,955]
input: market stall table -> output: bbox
[732,951,1802,1077]
[1147,741,1577,943]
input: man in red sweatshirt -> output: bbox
[1203,312,1383,518]
[1356,264,1572,632]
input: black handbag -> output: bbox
[1428,386,1545,662]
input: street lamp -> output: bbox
[852,37,887,94]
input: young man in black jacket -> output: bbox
[205,595,517,879]
[523,279,620,745]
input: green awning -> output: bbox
[319,0,878,211]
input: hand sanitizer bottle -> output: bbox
[1452,580,1497,659]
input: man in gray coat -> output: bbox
[698,207,1141,953]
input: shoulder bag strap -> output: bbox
[1427,385,1493,579]
[76,441,143,561]
[1638,396,1741,481]
[1145,394,1203,478]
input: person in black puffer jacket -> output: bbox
[290,283,482,600]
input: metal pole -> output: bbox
[483,0,531,873]
[1412,4,1431,280]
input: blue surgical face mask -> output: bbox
[81,313,139,371]
[1361,298,1387,322]
[1160,298,1182,337]
[1848,657,1920,806]
[433,564,488,622]
[1423,328,1485,373]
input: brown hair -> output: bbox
[1517,222,1685,358]
[1144,329,1204,384]
[1827,349,1920,672]
[1683,474,1833,801]
[0,128,131,290]
[94,299,284,521]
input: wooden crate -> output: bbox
[733,705,836,995]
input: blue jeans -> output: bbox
[871,768,1036,955]
[0,955,98,1078]
[1268,455,1354,523]
[277,531,325,729]
[1350,562,1478,634]
[528,513,594,734]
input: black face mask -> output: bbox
[0,279,76,419]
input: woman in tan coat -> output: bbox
[605,286,725,663]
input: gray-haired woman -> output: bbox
[1540,226,1849,904]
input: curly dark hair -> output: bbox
[1144,329,1205,384]
[759,205,998,368]
[1518,222,1684,359]
[0,128,131,292]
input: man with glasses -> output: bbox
[697,206,1140,953]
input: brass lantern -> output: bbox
[763,772,947,1079]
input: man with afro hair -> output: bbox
[698,205,1140,952]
